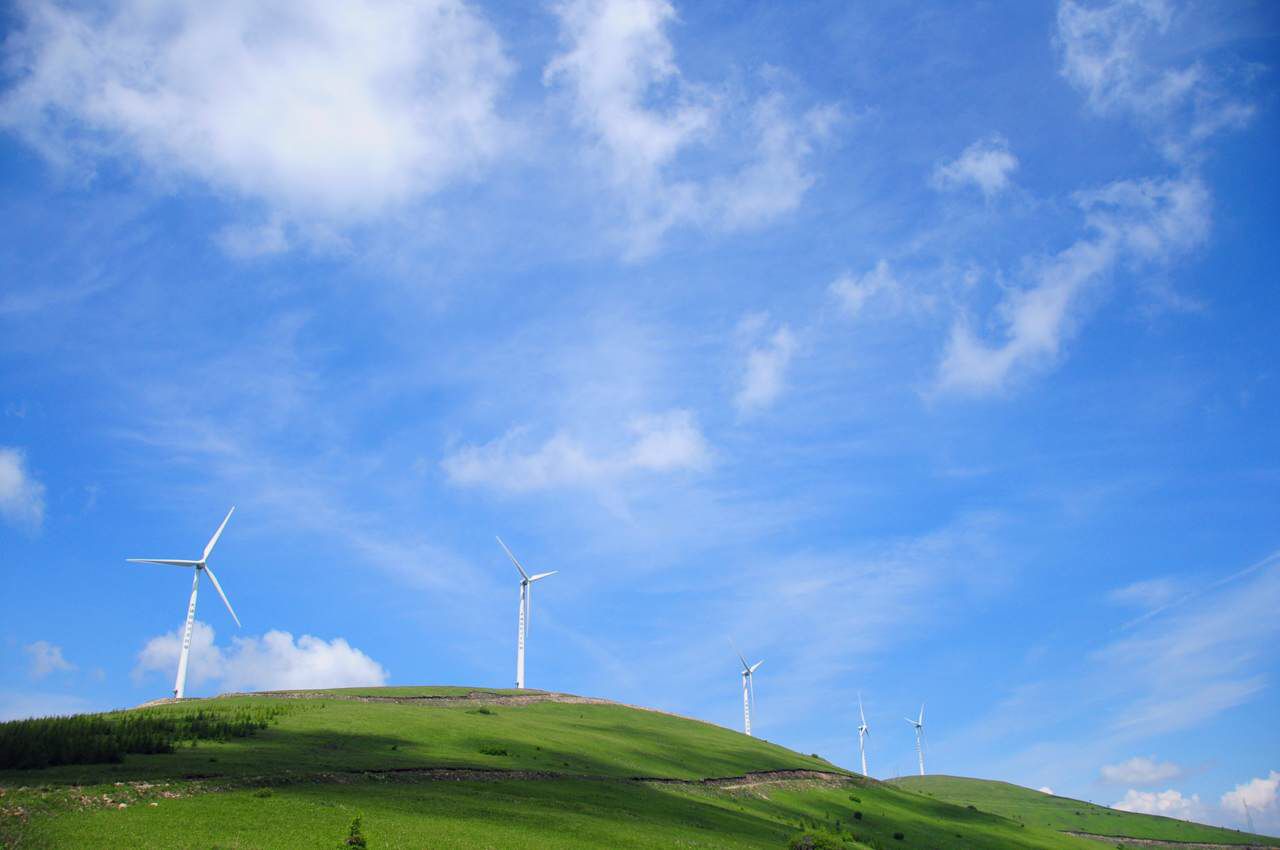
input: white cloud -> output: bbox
[735,318,797,414]
[1,0,512,226]
[830,260,902,318]
[1101,756,1186,787]
[544,0,834,256]
[0,446,46,530]
[442,409,711,493]
[1113,788,1207,821]
[24,641,75,679]
[932,135,1019,198]
[135,620,388,693]
[1221,771,1280,824]
[1056,0,1253,159]
[545,0,712,188]
[936,174,1209,395]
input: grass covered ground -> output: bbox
[0,690,835,786]
[1,689,1271,849]
[891,775,1280,846]
[6,772,1105,850]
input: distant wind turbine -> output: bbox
[734,644,763,736]
[857,693,870,777]
[127,507,241,700]
[496,537,556,689]
[905,703,925,776]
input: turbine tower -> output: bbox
[857,693,870,777]
[127,507,241,700]
[905,703,925,776]
[735,647,763,736]
[497,537,557,689]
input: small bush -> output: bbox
[478,746,509,756]
[893,831,905,840]
[344,815,366,848]
[253,788,273,798]
[848,795,861,803]
[788,831,844,850]
[466,707,495,716]
[852,811,862,820]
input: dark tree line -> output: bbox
[0,705,286,770]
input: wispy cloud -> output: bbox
[734,315,797,414]
[932,135,1019,199]
[1056,0,1254,161]
[24,641,76,679]
[1101,755,1186,787]
[1107,576,1186,611]
[442,409,711,493]
[544,0,836,256]
[829,260,908,319]
[936,174,1209,395]
[0,446,47,530]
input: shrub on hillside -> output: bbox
[344,815,366,848]
[788,831,845,850]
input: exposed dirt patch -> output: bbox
[1064,831,1277,849]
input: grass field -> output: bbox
[2,688,1274,849]
[892,775,1280,847]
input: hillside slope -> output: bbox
[891,775,1280,847]
[0,688,1255,849]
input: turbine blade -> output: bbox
[919,703,925,725]
[529,571,557,582]
[729,638,749,671]
[496,536,529,580]
[202,564,241,628]
[859,693,866,725]
[203,507,235,561]
[126,559,200,567]
[749,660,764,673]
[905,717,917,725]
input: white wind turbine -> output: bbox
[496,537,557,690]
[857,693,871,777]
[734,646,763,736]
[905,703,925,776]
[127,507,241,700]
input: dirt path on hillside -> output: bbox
[0,768,858,820]
[1064,831,1278,849]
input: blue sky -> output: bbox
[1,0,1278,833]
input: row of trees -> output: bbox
[0,705,286,770]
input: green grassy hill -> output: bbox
[1,687,1273,849]
[891,775,1280,847]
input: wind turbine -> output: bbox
[127,507,241,700]
[496,537,556,689]
[857,693,871,777]
[905,703,925,776]
[734,646,763,736]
